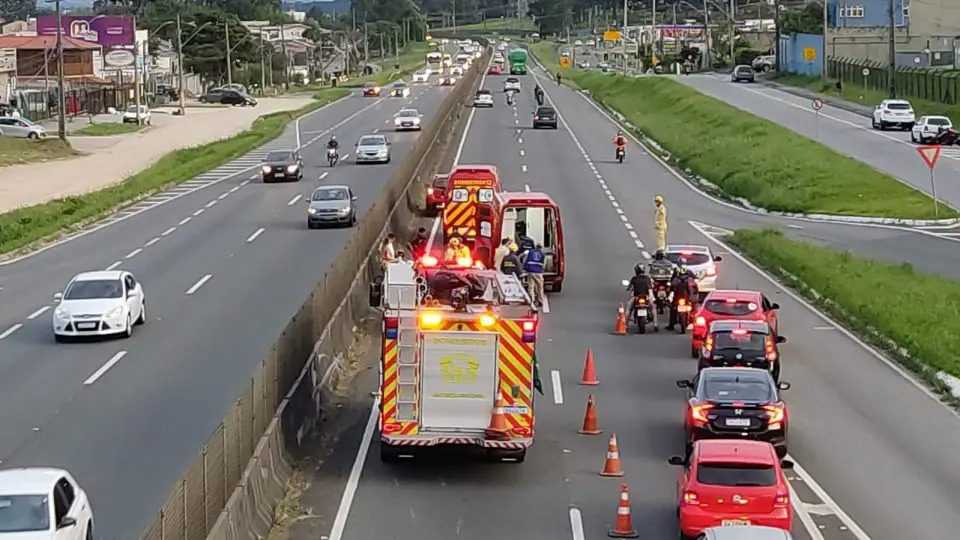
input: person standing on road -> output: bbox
[494,237,512,271]
[500,242,523,279]
[654,195,667,251]
[409,227,428,260]
[524,243,546,308]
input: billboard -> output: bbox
[36,15,135,48]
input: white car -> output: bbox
[473,90,494,108]
[413,70,429,83]
[574,39,583,47]
[52,270,146,341]
[451,65,464,76]
[122,105,151,125]
[390,82,411,98]
[497,43,508,51]
[665,244,722,296]
[872,99,915,130]
[911,115,952,143]
[504,77,521,92]
[394,108,423,131]
[0,468,94,540]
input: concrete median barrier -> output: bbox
[139,43,490,540]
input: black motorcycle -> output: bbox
[652,278,671,316]
[672,295,693,334]
[535,93,544,106]
[616,147,625,163]
[932,127,960,146]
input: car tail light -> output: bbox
[534,116,539,120]
[427,187,435,195]
[690,403,713,427]
[766,336,777,361]
[703,336,714,356]
[695,316,706,327]
[705,267,717,276]
[774,492,790,508]
[765,403,785,430]
[682,490,701,506]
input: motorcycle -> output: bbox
[327,148,339,167]
[506,91,515,106]
[651,276,672,317]
[621,280,653,334]
[536,92,544,106]
[673,296,692,334]
[932,127,960,146]
[615,146,625,163]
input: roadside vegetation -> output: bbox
[528,42,953,220]
[455,17,536,31]
[0,138,78,167]
[0,88,349,257]
[343,42,431,88]
[73,123,145,136]
[730,228,960,388]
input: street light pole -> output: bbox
[728,0,735,66]
[133,16,142,126]
[887,0,896,97]
[622,0,628,75]
[177,14,185,114]
[225,22,232,85]
[54,0,66,141]
[703,0,710,68]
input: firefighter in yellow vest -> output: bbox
[444,237,470,264]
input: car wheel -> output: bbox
[307,221,317,229]
[123,314,133,339]
[911,132,917,143]
[86,522,93,540]
[691,345,699,358]
[135,301,146,325]
[54,333,67,343]
[878,121,886,131]
[28,132,39,140]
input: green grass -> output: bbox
[730,228,960,386]
[775,73,960,120]
[527,44,953,219]
[0,88,350,256]
[454,17,536,31]
[73,122,144,136]
[0,138,78,167]
[343,42,430,88]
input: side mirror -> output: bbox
[668,455,685,466]
[714,255,722,262]
[352,195,358,201]
[53,292,63,303]
[778,381,791,391]
[58,516,77,528]
[368,280,383,308]
[780,459,795,469]
[621,279,630,287]
[770,303,780,310]
[675,379,691,389]
[776,335,786,344]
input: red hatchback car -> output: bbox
[425,173,448,216]
[669,440,793,539]
[488,64,502,75]
[691,290,780,358]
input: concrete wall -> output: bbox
[779,33,824,76]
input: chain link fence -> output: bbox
[828,57,960,106]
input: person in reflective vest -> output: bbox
[524,243,546,307]
[500,242,522,278]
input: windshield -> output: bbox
[705,299,758,316]
[126,105,146,113]
[398,110,418,117]
[537,108,555,115]
[507,78,519,82]
[433,176,448,188]
[697,463,777,487]
[312,188,348,201]
[0,494,50,533]
[266,151,293,162]
[667,252,711,265]
[887,102,911,110]
[714,331,766,351]
[929,117,951,125]
[64,279,123,300]
[702,374,772,402]
[359,136,385,146]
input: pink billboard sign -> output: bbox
[36,15,135,48]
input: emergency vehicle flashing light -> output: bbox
[732,328,748,336]
[420,312,443,327]
[479,314,497,327]
[385,317,399,339]
[420,255,439,267]
[456,256,473,267]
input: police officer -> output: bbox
[654,195,667,251]
[627,263,657,328]
[524,243,546,307]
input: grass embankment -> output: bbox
[730,229,960,386]
[73,122,144,136]
[0,88,350,256]
[775,73,960,120]
[456,17,536,31]
[527,43,953,220]
[0,137,78,167]
[343,42,430,88]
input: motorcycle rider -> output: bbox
[612,130,627,160]
[667,261,699,331]
[534,83,544,105]
[506,90,515,105]
[626,263,657,328]
[648,249,676,320]
[326,135,339,151]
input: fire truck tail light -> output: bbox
[456,256,473,267]
[427,187,435,195]
[421,255,439,267]
[522,320,536,332]
[512,426,531,436]
[382,423,402,434]
[420,312,443,327]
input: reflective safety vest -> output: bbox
[524,249,545,273]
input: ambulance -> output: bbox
[370,259,540,462]
[442,165,502,241]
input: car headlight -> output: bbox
[106,306,124,319]
[261,165,271,173]
[378,149,388,155]
[339,207,350,214]
[308,207,317,214]
[54,308,70,320]
[286,164,298,173]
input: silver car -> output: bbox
[695,525,793,539]
[354,134,391,164]
[0,117,47,139]
[307,185,357,228]
[665,244,722,297]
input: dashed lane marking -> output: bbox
[185,274,212,295]
[83,351,127,385]
[124,248,142,259]
[0,324,23,340]
[105,261,122,271]
[27,306,50,320]
[246,228,265,243]
[288,194,303,206]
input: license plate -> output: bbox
[76,322,97,330]
[657,291,667,298]
[274,173,284,177]
[635,309,646,317]
[722,519,750,526]
[725,418,751,427]
[678,305,692,313]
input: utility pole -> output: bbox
[622,0,628,75]
[379,33,384,70]
[177,14,186,114]
[452,0,457,34]
[887,0,896,97]
[821,0,828,80]
[774,0,782,72]
[728,0,735,67]
[54,0,66,141]
[652,0,657,58]
[394,26,400,67]
[363,22,369,70]
[225,22,232,85]
[259,30,266,94]
[280,22,289,89]
[133,16,142,126]
[704,0,710,68]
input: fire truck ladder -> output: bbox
[395,288,419,422]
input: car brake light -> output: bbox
[766,336,777,361]
[705,267,717,276]
[677,298,686,306]
[704,336,713,352]
[732,328,748,336]
[765,403,785,429]
[725,297,737,303]
[690,403,713,426]
[427,187,435,195]
[695,316,706,327]
[774,492,789,508]
[682,490,700,506]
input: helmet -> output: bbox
[654,249,666,260]
[617,130,623,136]
[330,135,337,141]
[634,263,645,276]
[678,264,688,275]
[509,242,519,252]
[450,237,461,246]
[677,257,688,267]
[655,195,664,203]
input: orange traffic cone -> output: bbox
[484,397,510,440]
[578,394,602,435]
[600,433,625,477]
[612,303,628,335]
[579,349,599,385]
[608,484,639,538]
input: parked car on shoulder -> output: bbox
[911,115,952,143]
[0,117,46,139]
[122,105,151,125]
[872,99,915,130]
[751,55,776,72]
[731,65,755,83]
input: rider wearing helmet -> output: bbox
[326,135,339,150]
[612,130,627,156]
[627,262,656,327]
[534,83,544,104]
[668,260,699,330]
[648,249,675,281]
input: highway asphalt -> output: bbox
[677,72,960,214]
[320,58,960,540]
[0,75,456,537]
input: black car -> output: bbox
[200,88,257,106]
[260,149,303,182]
[533,106,558,129]
[677,367,791,457]
[700,320,786,381]
[731,65,755,83]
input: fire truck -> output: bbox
[442,165,502,242]
[370,258,540,462]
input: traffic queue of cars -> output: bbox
[627,246,796,538]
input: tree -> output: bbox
[0,0,37,22]
[779,1,823,35]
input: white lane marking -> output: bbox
[814,326,837,331]
[144,237,160,247]
[83,351,127,385]
[518,137,523,144]
[319,172,329,180]
[624,223,633,230]
[341,153,350,160]
[192,209,205,217]
[569,507,585,540]
[551,370,564,405]
[205,200,218,208]
[185,274,212,295]
[161,227,176,236]
[240,180,250,186]
[229,186,241,193]
[27,306,50,320]
[521,164,528,173]
[124,248,142,259]
[615,208,624,215]
[105,261,122,271]
[0,323,23,340]
[329,398,379,540]
[524,184,531,192]
[520,149,525,156]
[218,192,230,200]
[246,228,265,243]
[249,174,259,180]
[287,194,303,206]
[788,455,871,539]
[178,217,192,225]
[629,231,638,239]
[540,293,550,313]
[619,215,628,222]
[634,239,644,249]
[514,118,519,124]
[612,201,620,208]
[641,250,652,260]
